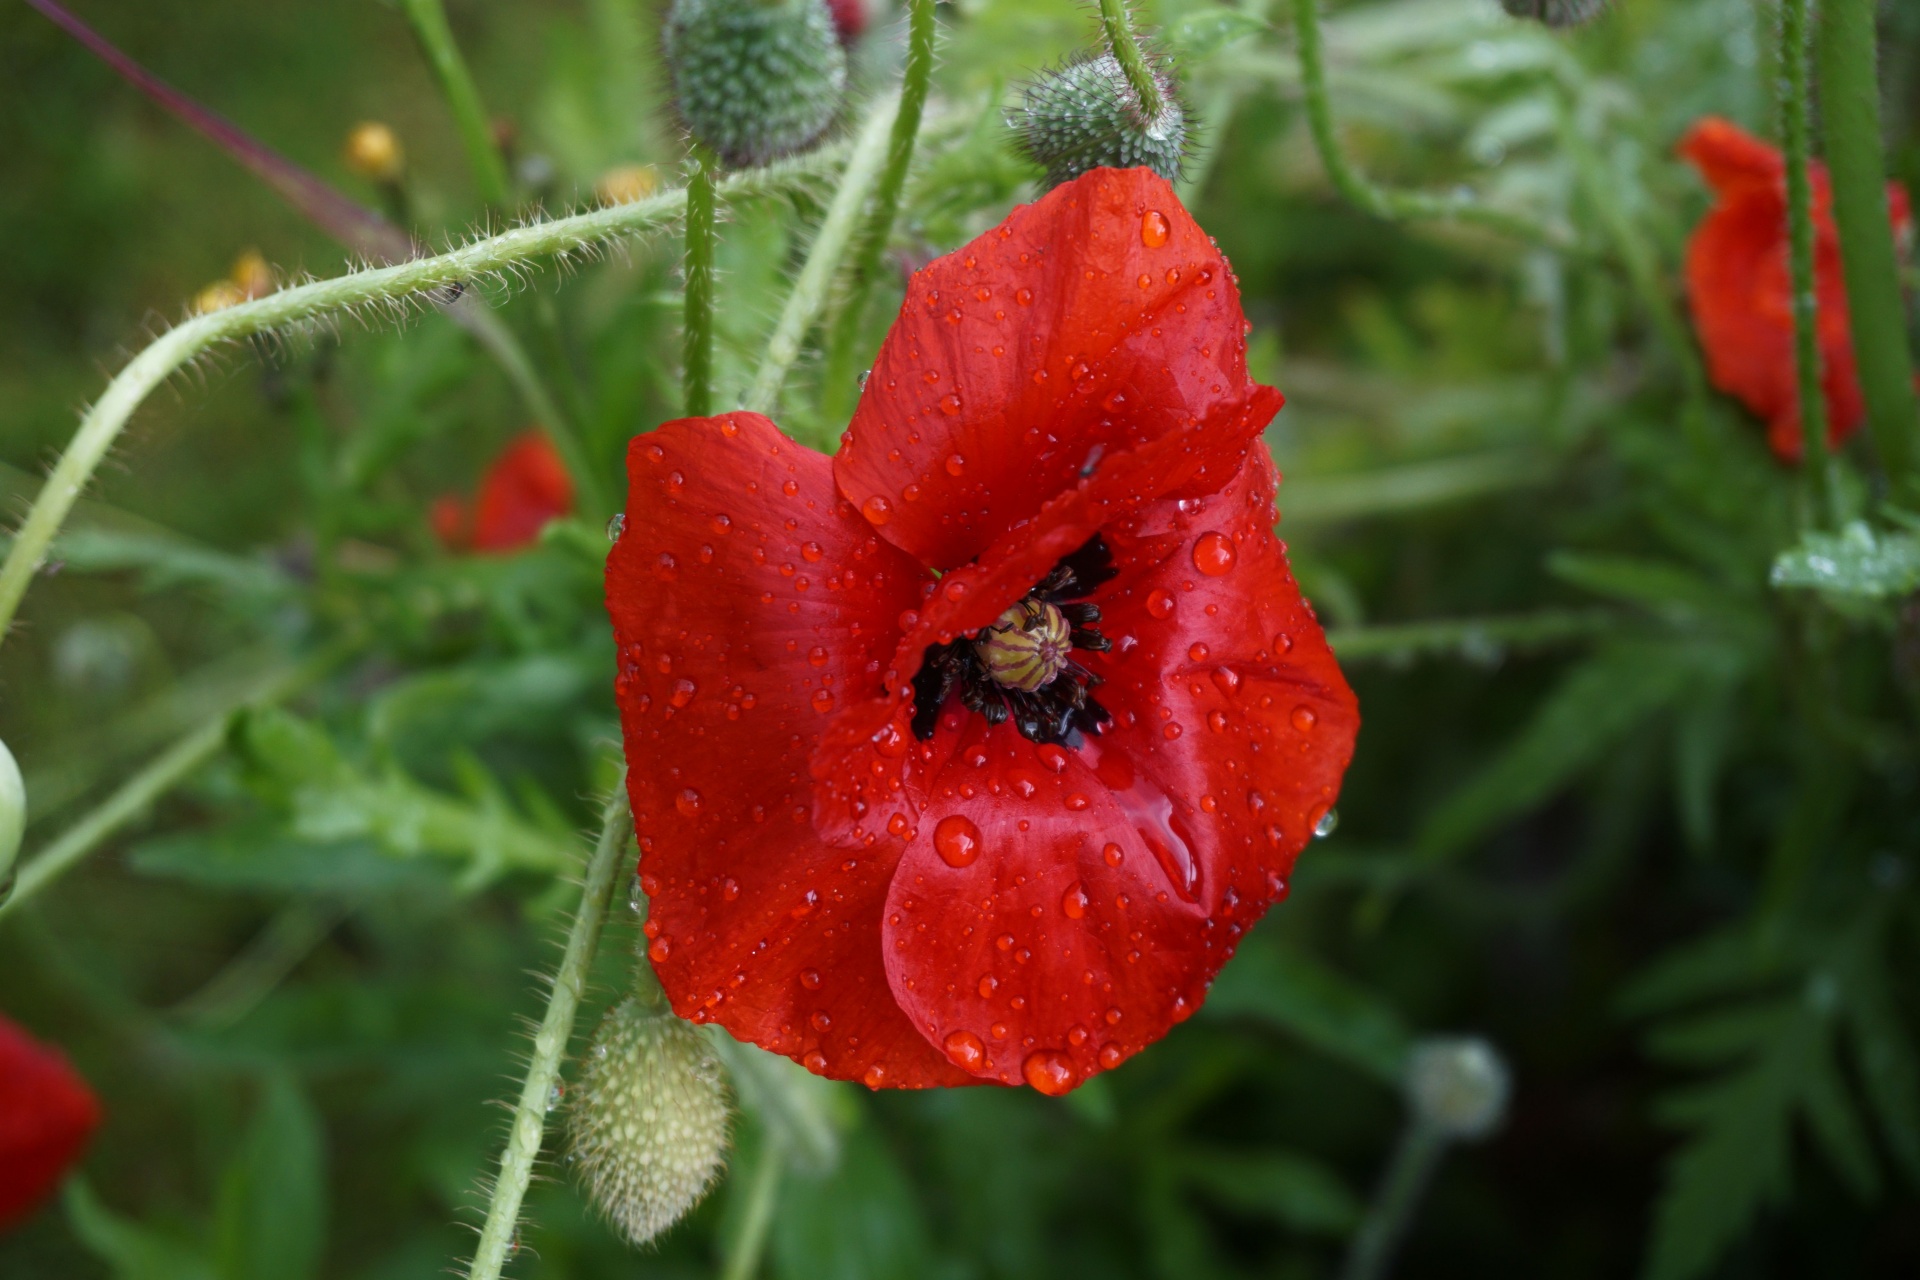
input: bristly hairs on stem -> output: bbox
[1778,0,1837,522]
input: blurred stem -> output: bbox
[1554,97,1712,451]
[719,1140,786,1280]
[396,0,512,207]
[1098,0,1165,119]
[744,92,901,416]
[0,646,344,922]
[467,779,634,1280]
[1326,609,1618,664]
[820,0,938,419]
[1817,0,1920,492]
[172,899,349,1030]
[684,147,719,418]
[0,160,848,648]
[1340,1119,1448,1280]
[1289,0,1572,251]
[1780,0,1837,520]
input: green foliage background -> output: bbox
[3,0,1918,1277]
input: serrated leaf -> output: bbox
[1800,1039,1881,1201]
[1202,933,1411,1086]
[63,1180,217,1280]
[213,1072,326,1280]
[1770,521,1920,598]
[1671,690,1736,851]
[1548,552,1730,620]
[1617,927,1775,1019]
[1645,1001,1788,1067]
[1176,1146,1362,1234]
[1421,641,1700,859]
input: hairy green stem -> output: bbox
[397,0,513,207]
[0,648,339,921]
[719,1141,786,1280]
[744,93,901,416]
[467,780,635,1280]
[821,0,938,418]
[1097,0,1165,119]
[1817,0,1919,490]
[0,156,845,648]
[1290,0,1572,251]
[684,149,719,418]
[1780,0,1835,516]
[1339,1120,1448,1280]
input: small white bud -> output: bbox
[570,999,731,1246]
[1404,1036,1510,1141]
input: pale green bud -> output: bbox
[1011,53,1189,190]
[1405,1036,1510,1141]
[0,737,23,903]
[570,999,731,1246]
[664,0,848,169]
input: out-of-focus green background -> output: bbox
[4,0,1919,1277]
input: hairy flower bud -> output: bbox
[1405,1036,1510,1141]
[1011,53,1188,190]
[0,738,23,901]
[570,999,731,1246]
[343,121,405,183]
[664,0,848,169]
[1498,0,1610,27]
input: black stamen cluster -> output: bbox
[911,537,1119,746]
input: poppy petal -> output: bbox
[0,1016,101,1229]
[606,413,968,1086]
[881,452,1357,1091]
[835,166,1274,570]
[473,430,575,552]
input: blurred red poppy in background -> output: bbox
[1679,116,1913,462]
[606,167,1358,1095]
[0,1014,100,1231]
[826,0,864,41]
[432,430,574,552]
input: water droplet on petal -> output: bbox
[944,1030,986,1070]
[670,678,697,708]
[862,495,892,526]
[1141,210,1171,247]
[1146,589,1176,619]
[675,788,702,817]
[1313,806,1339,838]
[1023,1049,1076,1095]
[1061,883,1088,919]
[1291,705,1318,733]
[1192,532,1237,576]
[934,814,983,868]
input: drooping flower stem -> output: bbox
[0,157,846,650]
[1290,0,1573,252]
[1779,0,1835,516]
[396,0,513,208]
[718,1139,786,1280]
[684,147,720,418]
[0,644,346,920]
[467,780,635,1280]
[820,0,937,417]
[1339,1120,1448,1280]
[744,92,900,417]
[1817,0,1919,491]
[1096,0,1165,120]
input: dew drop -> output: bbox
[1141,210,1171,247]
[1145,589,1176,619]
[862,495,892,526]
[675,788,702,817]
[939,393,963,416]
[812,688,837,713]
[1192,532,1237,576]
[1098,1043,1124,1069]
[1023,1049,1076,1095]
[1290,705,1318,733]
[944,1030,986,1070]
[1103,842,1124,867]
[1061,883,1088,919]
[670,678,697,708]
[605,512,626,541]
[800,968,823,989]
[1313,806,1339,838]
[1015,287,1034,307]
[945,453,966,476]
[934,814,983,868]
[863,1064,888,1088]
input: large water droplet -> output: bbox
[934,814,983,868]
[862,495,892,526]
[1023,1049,1076,1095]
[1192,532,1237,576]
[1061,883,1088,919]
[675,788,702,817]
[944,1029,986,1071]
[1141,210,1171,248]
[1313,806,1339,838]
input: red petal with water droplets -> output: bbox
[811,394,1277,843]
[1678,117,1912,462]
[835,166,1276,570]
[606,413,968,1087]
[472,431,576,551]
[0,1015,101,1229]
[880,453,1357,1090]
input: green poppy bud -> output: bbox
[1405,1036,1510,1141]
[570,999,731,1246]
[0,737,24,902]
[1498,0,1610,27]
[664,0,848,169]
[1011,53,1189,190]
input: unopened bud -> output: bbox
[230,250,274,301]
[596,164,662,207]
[0,738,24,901]
[570,999,731,1246]
[193,280,249,315]
[1404,1036,1510,1141]
[664,0,848,169]
[1498,0,1610,27]
[1012,54,1189,190]
[344,121,405,183]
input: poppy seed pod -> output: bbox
[570,999,731,1247]
[1498,0,1610,27]
[1011,53,1189,190]
[663,0,848,169]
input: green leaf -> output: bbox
[1420,641,1701,859]
[46,528,292,600]
[63,1180,217,1280]
[1548,552,1732,620]
[1617,927,1777,1019]
[710,1033,846,1176]
[1176,1146,1362,1235]
[1800,1038,1881,1200]
[1202,933,1412,1086]
[1165,6,1269,59]
[1769,520,1920,598]
[771,1124,933,1280]
[128,827,444,894]
[1846,955,1920,1190]
[213,1072,327,1280]
[1645,1002,1788,1068]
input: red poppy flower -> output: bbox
[0,1014,100,1230]
[606,167,1358,1094]
[1679,116,1913,462]
[432,430,575,552]
[826,0,865,41]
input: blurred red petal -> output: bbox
[0,1016,100,1231]
[472,431,574,552]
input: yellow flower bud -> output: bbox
[595,165,660,208]
[344,121,405,183]
[570,999,731,1246]
[230,249,274,300]
[193,280,248,315]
